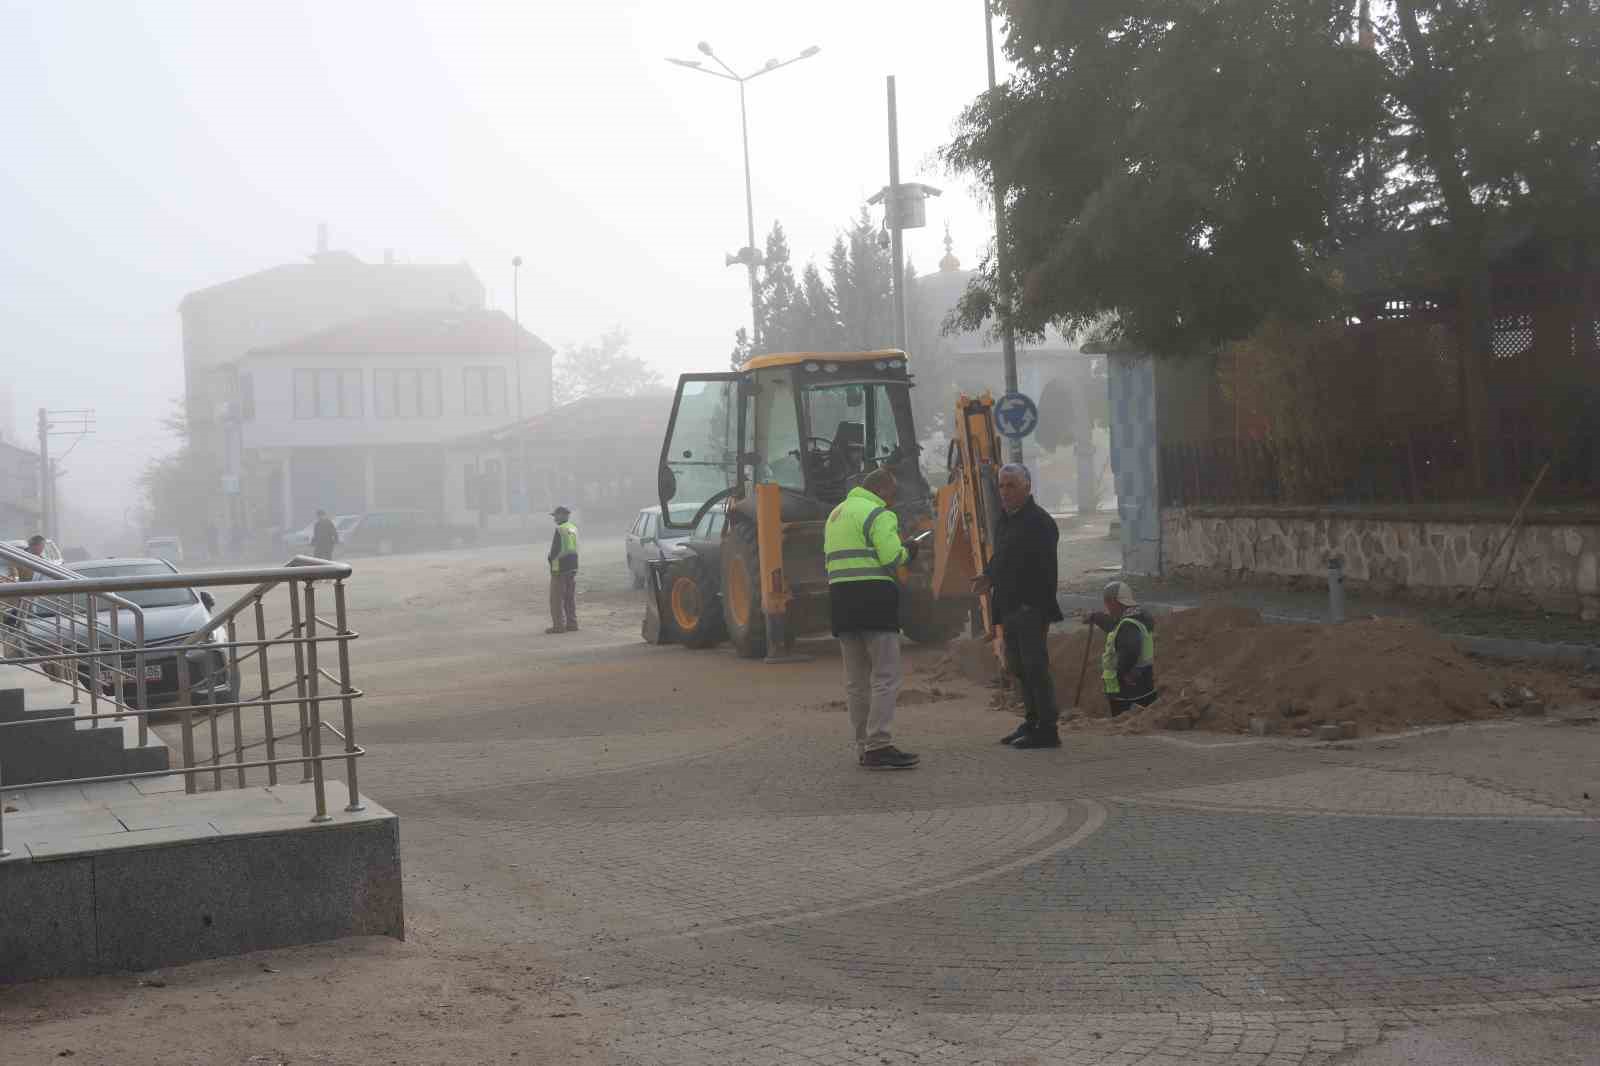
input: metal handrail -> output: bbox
[0,556,366,858]
[0,542,151,735]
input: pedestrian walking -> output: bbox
[546,505,579,634]
[824,467,920,770]
[311,509,339,560]
[971,463,1065,749]
[1084,581,1158,716]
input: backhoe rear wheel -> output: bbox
[721,519,767,659]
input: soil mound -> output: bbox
[932,606,1578,736]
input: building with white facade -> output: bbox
[178,235,486,535]
[233,308,553,533]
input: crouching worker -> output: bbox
[1085,581,1157,717]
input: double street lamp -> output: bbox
[667,40,821,350]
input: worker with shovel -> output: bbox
[1084,581,1158,717]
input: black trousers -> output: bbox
[1107,690,1159,717]
[1002,606,1058,729]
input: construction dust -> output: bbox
[926,606,1582,737]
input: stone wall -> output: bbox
[1161,506,1600,620]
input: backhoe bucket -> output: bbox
[641,562,677,645]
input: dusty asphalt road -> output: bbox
[3,526,1600,1065]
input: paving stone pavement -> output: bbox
[364,636,1600,1066]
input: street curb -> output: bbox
[1053,593,1599,670]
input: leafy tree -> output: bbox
[946,0,1600,364]
[832,209,897,351]
[553,328,663,404]
[796,262,844,351]
[944,1,1390,355]
[756,222,803,354]
[139,399,217,550]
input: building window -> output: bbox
[374,369,442,419]
[463,366,509,417]
[293,369,362,419]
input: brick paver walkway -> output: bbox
[357,612,1600,1066]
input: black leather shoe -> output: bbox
[999,723,1031,745]
[1011,727,1061,749]
[860,745,920,770]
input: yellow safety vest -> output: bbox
[550,521,579,575]
[1101,615,1155,694]
[824,487,907,585]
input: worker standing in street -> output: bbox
[971,463,1064,749]
[311,510,339,560]
[1084,581,1158,716]
[825,467,920,770]
[546,506,580,634]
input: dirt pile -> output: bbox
[933,606,1581,737]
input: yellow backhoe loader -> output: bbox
[643,348,1009,661]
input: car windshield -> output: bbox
[32,562,197,615]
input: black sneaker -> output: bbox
[859,746,919,770]
[1011,727,1061,749]
[999,723,1031,745]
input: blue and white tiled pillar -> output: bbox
[1107,352,1162,575]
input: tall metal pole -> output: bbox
[887,76,907,352]
[738,79,762,350]
[985,2,1024,464]
[36,408,52,541]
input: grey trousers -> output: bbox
[549,571,577,628]
[838,630,900,752]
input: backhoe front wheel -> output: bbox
[721,520,767,659]
[665,558,725,649]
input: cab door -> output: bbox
[658,373,742,530]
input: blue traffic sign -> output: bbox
[994,391,1039,440]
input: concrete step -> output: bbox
[0,687,170,787]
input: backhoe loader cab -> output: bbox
[653,350,965,658]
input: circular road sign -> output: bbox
[995,391,1039,440]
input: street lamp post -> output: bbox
[667,41,821,351]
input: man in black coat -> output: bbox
[972,463,1065,748]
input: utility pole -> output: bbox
[887,75,907,352]
[36,408,51,542]
[985,1,1024,464]
[36,408,94,544]
[870,78,939,355]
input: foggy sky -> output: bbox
[1,0,1008,545]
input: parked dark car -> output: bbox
[20,557,238,709]
[338,510,479,556]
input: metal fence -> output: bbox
[1161,428,1599,508]
[0,549,365,858]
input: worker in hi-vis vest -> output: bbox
[823,466,920,771]
[546,506,580,634]
[1084,580,1158,717]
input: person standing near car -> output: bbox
[971,463,1064,749]
[546,505,579,634]
[311,510,339,559]
[825,466,920,770]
